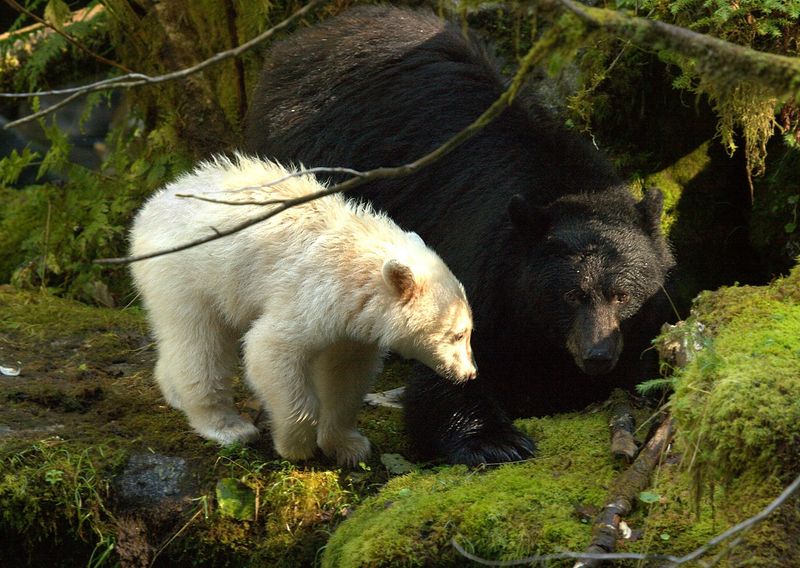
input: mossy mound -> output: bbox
[634,264,800,565]
[671,262,800,484]
[321,411,643,567]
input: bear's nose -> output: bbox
[582,351,614,376]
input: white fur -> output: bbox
[129,154,476,466]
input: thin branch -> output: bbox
[451,540,681,566]
[1,0,326,128]
[173,166,368,205]
[3,0,133,73]
[452,470,800,567]
[94,26,557,266]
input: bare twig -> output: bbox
[94,25,557,266]
[1,0,326,128]
[176,166,368,204]
[3,0,133,73]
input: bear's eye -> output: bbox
[452,332,466,342]
[564,290,584,305]
[612,291,630,304]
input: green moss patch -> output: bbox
[322,412,634,567]
[626,264,800,565]
[672,264,800,483]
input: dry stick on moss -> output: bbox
[0,0,327,129]
[93,27,557,266]
[575,414,675,568]
[547,0,800,98]
[3,0,133,74]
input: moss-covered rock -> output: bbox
[672,262,800,484]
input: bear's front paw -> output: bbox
[447,427,535,466]
[319,430,371,467]
[196,417,261,446]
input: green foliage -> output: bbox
[643,0,798,177]
[0,438,124,557]
[0,120,191,303]
[1,1,109,91]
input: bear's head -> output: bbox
[381,258,477,383]
[507,187,675,376]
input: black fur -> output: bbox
[243,5,675,465]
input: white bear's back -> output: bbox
[129,155,436,334]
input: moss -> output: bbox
[0,437,126,565]
[642,141,712,237]
[671,265,800,484]
[622,264,800,565]
[321,412,638,567]
[0,285,147,340]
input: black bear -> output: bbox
[243,5,675,465]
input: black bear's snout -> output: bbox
[581,349,616,376]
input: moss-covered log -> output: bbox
[549,0,800,98]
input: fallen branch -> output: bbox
[93,24,558,265]
[608,389,637,462]
[575,414,675,567]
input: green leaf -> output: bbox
[215,478,256,521]
[44,0,71,31]
[785,222,797,234]
[639,491,660,504]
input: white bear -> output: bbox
[129,155,476,466]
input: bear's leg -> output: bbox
[243,317,319,462]
[312,341,382,467]
[149,304,259,445]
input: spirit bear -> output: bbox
[243,5,675,464]
[129,155,476,466]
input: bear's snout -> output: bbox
[581,345,616,376]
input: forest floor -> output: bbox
[1,280,798,567]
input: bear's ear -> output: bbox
[636,187,664,236]
[508,194,549,239]
[383,259,418,301]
